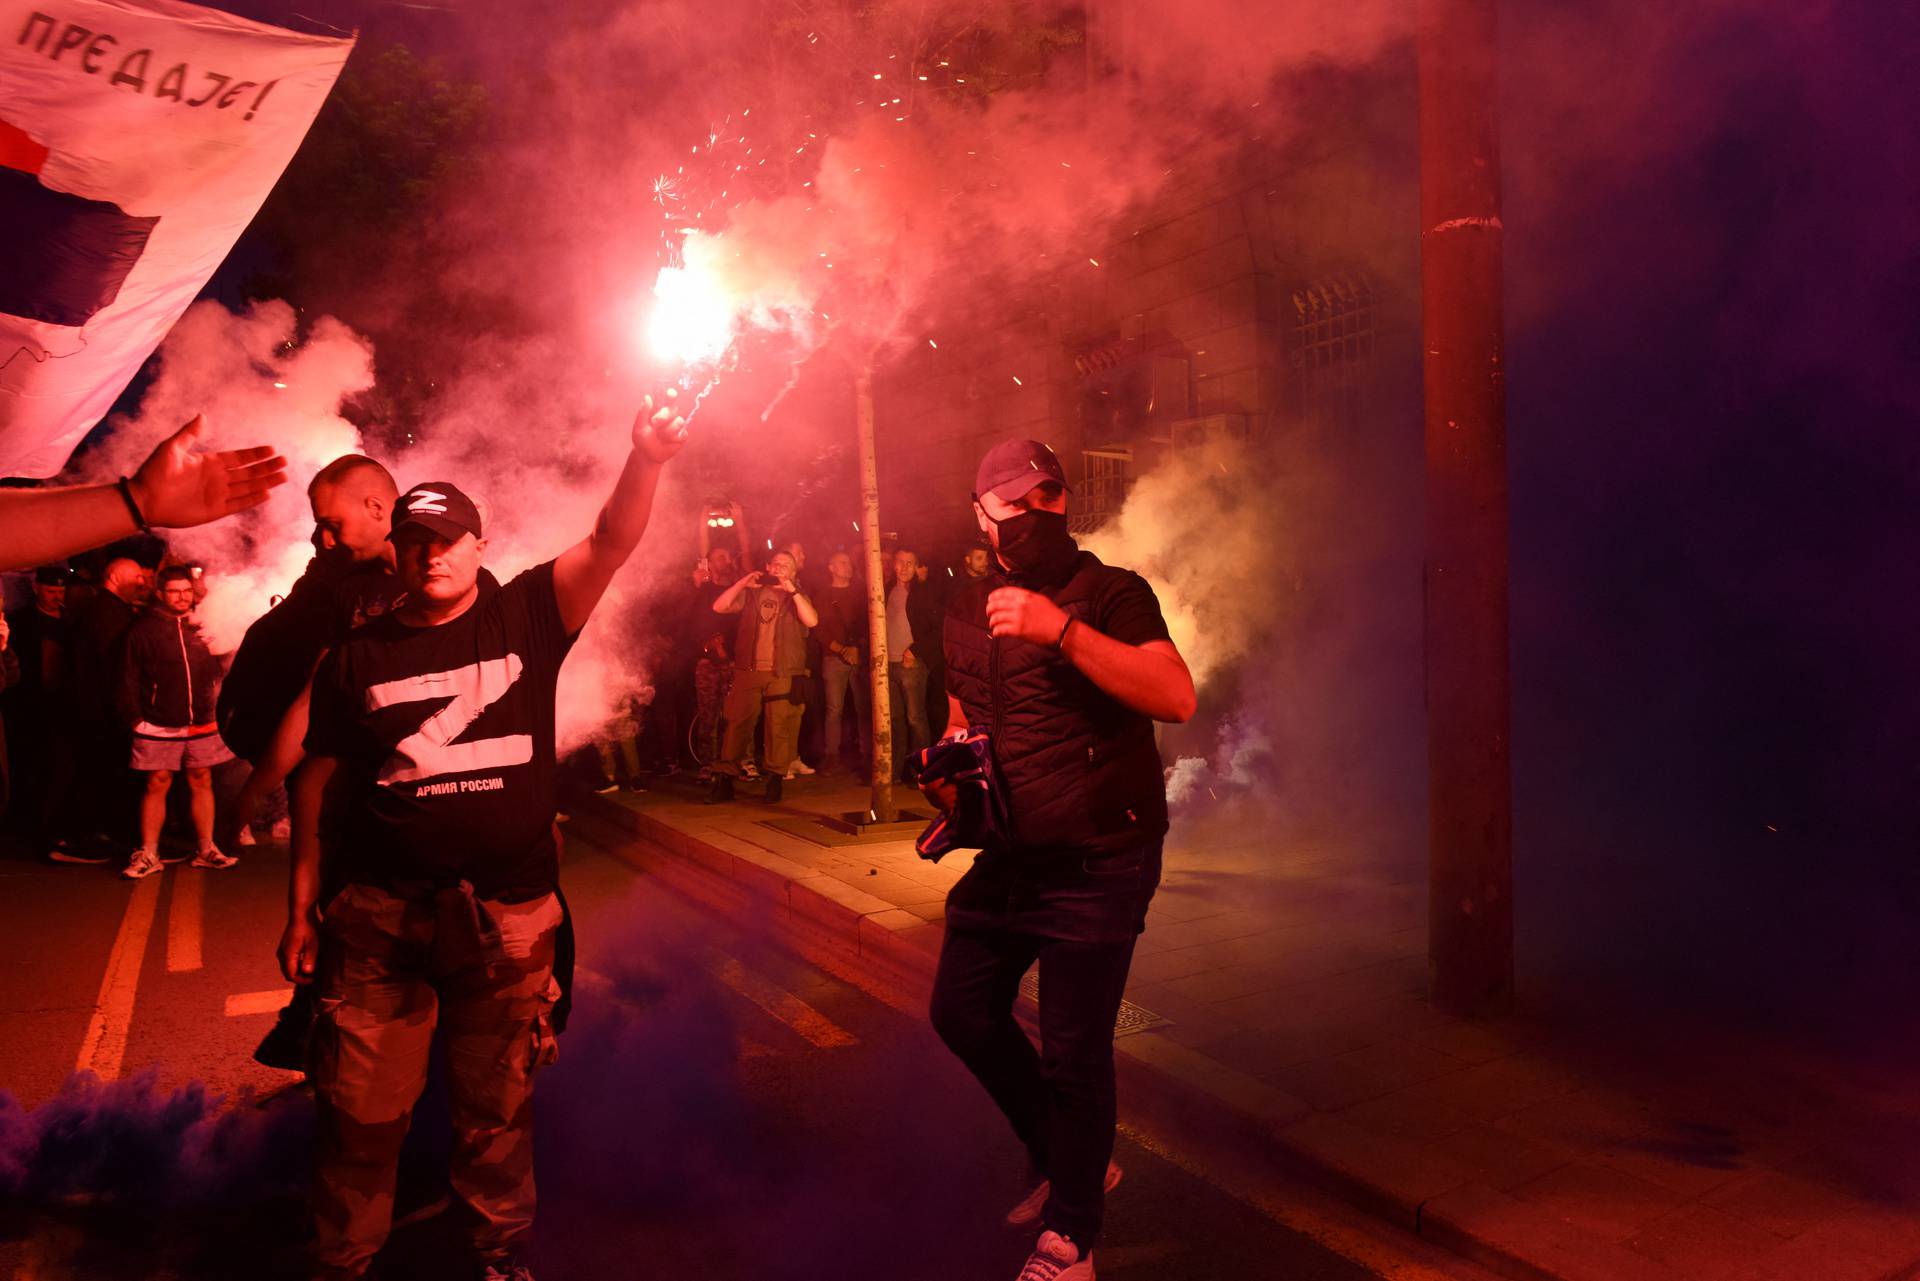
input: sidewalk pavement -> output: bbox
[568,774,1920,1281]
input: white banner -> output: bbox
[0,0,353,477]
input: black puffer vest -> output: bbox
[943,551,1168,856]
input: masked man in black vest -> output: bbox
[927,439,1196,1281]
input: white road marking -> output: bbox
[714,958,858,1049]
[225,989,294,1017]
[166,867,204,973]
[75,876,163,1079]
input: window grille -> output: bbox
[1288,271,1376,432]
[1072,447,1134,534]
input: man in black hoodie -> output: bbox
[120,565,235,878]
[44,557,149,862]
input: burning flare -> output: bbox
[646,233,738,366]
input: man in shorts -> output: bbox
[121,565,236,877]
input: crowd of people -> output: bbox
[0,413,1193,1281]
[650,504,994,806]
[0,474,992,873]
[0,414,287,874]
[0,552,257,874]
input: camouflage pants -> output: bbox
[309,882,562,1279]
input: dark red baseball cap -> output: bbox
[973,439,1073,503]
[390,481,484,542]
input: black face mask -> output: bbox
[990,508,1079,581]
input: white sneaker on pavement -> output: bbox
[123,850,163,879]
[1017,1231,1093,1281]
[190,846,238,870]
[1007,1161,1123,1227]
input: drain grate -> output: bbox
[1018,970,1171,1038]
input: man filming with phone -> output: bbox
[706,550,817,804]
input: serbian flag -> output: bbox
[0,0,353,477]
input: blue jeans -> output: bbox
[820,658,870,766]
[888,661,931,770]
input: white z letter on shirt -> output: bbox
[364,654,533,786]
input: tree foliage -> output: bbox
[238,43,493,448]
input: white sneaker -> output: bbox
[123,850,163,879]
[1017,1231,1093,1281]
[789,759,816,776]
[1007,1161,1123,1227]
[234,825,257,847]
[190,846,238,870]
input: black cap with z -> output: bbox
[390,482,483,542]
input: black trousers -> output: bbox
[929,925,1138,1250]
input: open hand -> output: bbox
[633,391,689,464]
[986,586,1069,647]
[130,416,287,529]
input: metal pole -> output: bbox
[1419,0,1513,1014]
[854,361,898,822]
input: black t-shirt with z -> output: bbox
[306,561,574,899]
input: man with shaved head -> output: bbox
[222,456,405,880]
[222,456,409,1088]
[308,455,402,568]
[225,457,404,806]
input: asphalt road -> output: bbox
[0,827,1476,1281]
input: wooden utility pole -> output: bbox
[853,361,898,822]
[1420,0,1513,1014]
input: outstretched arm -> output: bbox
[0,416,286,571]
[728,501,752,565]
[553,394,689,634]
